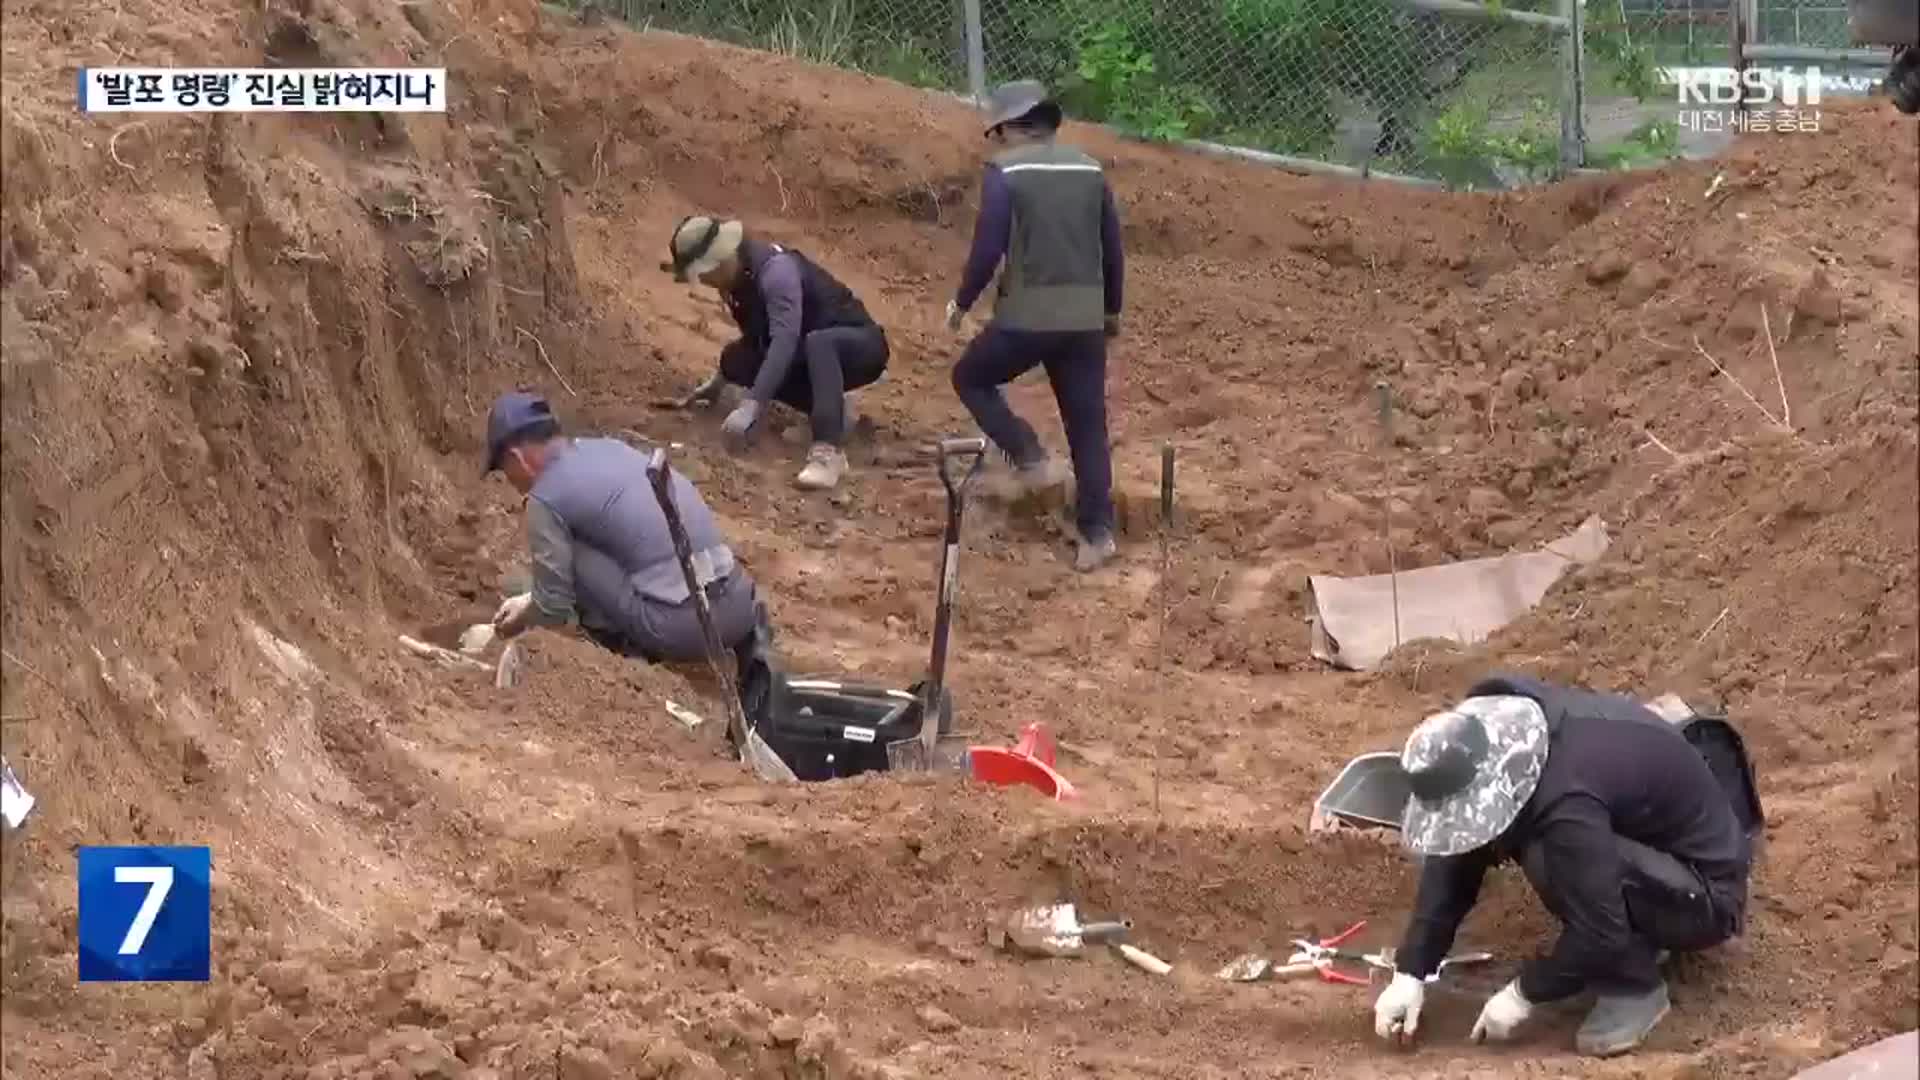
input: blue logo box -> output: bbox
[77,845,211,982]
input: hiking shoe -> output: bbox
[1575,981,1671,1058]
[795,443,847,490]
[1073,533,1118,573]
[1015,456,1069,493]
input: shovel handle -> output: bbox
[644,443,752,751]
[937,437,988,499]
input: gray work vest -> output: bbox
[989,140,1109,333]
[527,437,734,607]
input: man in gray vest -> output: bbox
[945,80,1124,573]
[482,391,764,665]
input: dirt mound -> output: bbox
[2,0,1916,1075]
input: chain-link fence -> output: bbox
[585,0,1589,189]
[1608,0,1860,61]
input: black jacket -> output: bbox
[724,238,873,354]
[1396,673,1752,1001]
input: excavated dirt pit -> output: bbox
[1,0,1916,1076]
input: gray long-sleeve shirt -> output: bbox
[746,252,806,406]
[524,496,577,628]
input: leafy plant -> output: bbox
[1060,23,1219,143]
[1586,119,1681,168]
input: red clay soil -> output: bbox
[1,0,1915,1076]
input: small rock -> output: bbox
[1868,651,1905,675]
[1497,367,1533,402]
[1794,270,1843,324]
[256,960,309,1002]
[769,1015,805,1046]
[1619,262,1667,306]
[145,263,187,313]
[1584,251,1630,284]
[1487,521,1528,549]
[915,1005,960,1034]
[559,1047,615,1080]
[1505,469,1534,499]
[1465,487,1508,518]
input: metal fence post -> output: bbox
[960,0,987,104]
[1559,0,1587,174]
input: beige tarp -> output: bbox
[1308,515,1611,672]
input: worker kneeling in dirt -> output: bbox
[663,216,888,493]
[1372,673,1751,1058]
[482,390,765,666]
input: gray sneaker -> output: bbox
[1013,455,1068,493]
[1073,533,1117,573]
[1576,981,1671,1058]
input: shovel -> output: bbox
[645,444,796,783]
[886,437,987,774]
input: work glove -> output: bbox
[1373,972,1426,1043]
[1104,313,1121,339]
[721,399,761,443]
[492,593,533,638]
[945,299,965,332]
[1469,979,1534,1043]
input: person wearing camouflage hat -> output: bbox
[1372,673,1752,1058]
[944,80,1125,573]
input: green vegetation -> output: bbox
[568,0,1720,187]
[1586,118,1683,168]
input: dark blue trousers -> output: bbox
[951,326,1114,541]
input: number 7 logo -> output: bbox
[78,846,212,982]
[113,865,174,955]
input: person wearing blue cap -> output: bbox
[482,390,765,667]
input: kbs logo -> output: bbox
[1676,66,1824,107]
[1674,67,1825,135]
[77,846,212,982]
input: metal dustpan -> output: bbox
[1310,751,1410,833]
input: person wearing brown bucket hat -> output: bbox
[944,79,1125,573]
[1372,673,1753,1059]
[659,215,888,492]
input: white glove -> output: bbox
[1469,979,1533,1043]
[721,400,761,442]
[1373,972,1426,1042]
[492,593,533,636]
[945,299,964,332]
[457,622,496,655]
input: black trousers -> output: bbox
[720,325,888,445]
[1521,834,1743,996]
[950,325,1115,541]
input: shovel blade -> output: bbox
[741,728,799,783]
[886,734,971,773]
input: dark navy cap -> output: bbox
[483,390,556,473]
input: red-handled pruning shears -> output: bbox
[1277,919,1374,986]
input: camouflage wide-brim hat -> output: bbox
[1399,695,1550,858]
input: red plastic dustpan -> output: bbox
[969,722,1078,800]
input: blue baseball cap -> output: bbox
[483,390,557,474]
